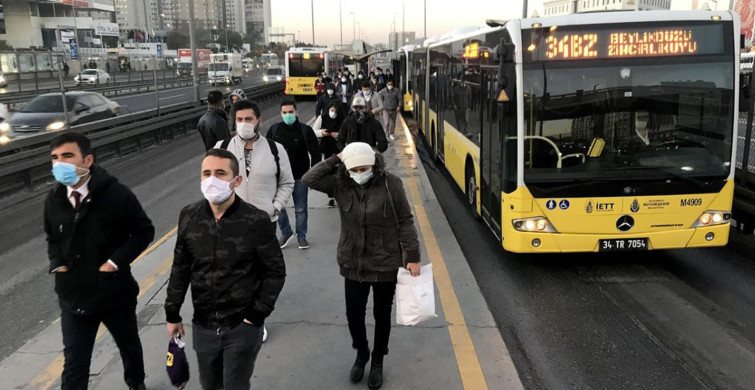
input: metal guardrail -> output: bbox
[0,76,211,108]
[0,81,284,199]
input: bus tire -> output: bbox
[465,162,481,221]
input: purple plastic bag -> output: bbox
[166,337,189,389]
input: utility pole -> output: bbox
[402,0,405,46]
[188,0,200,104]
[142,0,149,43]
[72,1,83,78]
[339,0,343,47]
[522,0,528,18]
[424,0,426,39]
[351,12,355,41]
[311,0,315,45]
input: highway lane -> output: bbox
[415,133,755,389]
[0,100,316,361]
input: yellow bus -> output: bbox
[408,11,740,253]
[284,47,342,97]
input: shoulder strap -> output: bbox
[384,175,405,266]
[220,138,231,150]
[266,137,280,183]
[300,123,309,139]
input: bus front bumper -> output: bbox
[501,224,730,253]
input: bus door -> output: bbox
[480,67,503,234]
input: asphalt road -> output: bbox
[413,133,755,389]
[0,100,317,361]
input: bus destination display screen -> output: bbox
[523,23,726,62]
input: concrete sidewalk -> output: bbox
[0,116,524,390]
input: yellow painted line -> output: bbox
[27,227,177,390]
[397,116,489,390]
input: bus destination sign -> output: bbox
[524,23,726,62]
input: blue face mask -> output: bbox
[52,162,88,186]
[282,113,297,126]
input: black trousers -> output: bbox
[193,322,264,390]
[344,278,396,360]
[60,302,144,390]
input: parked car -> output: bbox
[74,69,110,86]
[3,92,120,137]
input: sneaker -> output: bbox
[262,326,268,342]
[278,232,294,248]
[298,238,310,249]
[389,135,396,141]
[327,199,335,208]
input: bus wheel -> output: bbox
[466,164,481,221]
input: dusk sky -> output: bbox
[270,0,725,48]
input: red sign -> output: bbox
[62,0,89,7]
[735,0,755,41]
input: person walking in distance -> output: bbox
[312,100,344,208]
[165,149,286,390]
[379,79,402,141]
[337,96,388,153]
[353,81,384,117]
[214,99,294,342]
[315,82,341,118]
[45,133,155,390]
[197,90,230,150]
[226,89,247,135]
[337,73,354,106]
[302,142,421,390]
[266,100,321,249]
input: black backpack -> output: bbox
[220,137,280,183]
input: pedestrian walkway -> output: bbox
[0,115,524,390]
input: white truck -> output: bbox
[209,53,243,86]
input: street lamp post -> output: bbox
[350,12,355,42]
[311,0,315,45]
[339,0,343,47]
[225,24,229,52]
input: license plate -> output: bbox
[599,238,648,252]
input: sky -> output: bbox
[270,0,726,48]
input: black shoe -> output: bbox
[327,199,335,208]
[128,384,146,390]
[350,349,370,383]
[367,361,383,389]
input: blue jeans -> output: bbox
[278,179,308,239]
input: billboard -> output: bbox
[736,0,755,41]
[94,22,119,37]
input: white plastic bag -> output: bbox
[396,263,437,326]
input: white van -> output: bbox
[209,53,243,86]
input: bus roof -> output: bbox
[286,47,329,54]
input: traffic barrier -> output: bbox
[0,81,284,199]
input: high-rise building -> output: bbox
[245,0,271,46]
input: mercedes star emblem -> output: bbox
[616,215,635,232]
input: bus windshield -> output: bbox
[522,59,734,192]
[289,57,324,77]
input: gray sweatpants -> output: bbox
[382,110,398,136]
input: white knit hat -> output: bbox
[341,142,376,170]
[351,96,367,108]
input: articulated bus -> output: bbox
[284,47,343,96]
[407,11,739,253]
[393,45,415,112]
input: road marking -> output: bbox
[397,116,489,389]
[26,227,177,390]
[158,94,184,100]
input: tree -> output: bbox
[0,40,13,51]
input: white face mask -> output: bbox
[635,120,648,130]
[341,77,347,82]
[357,74,364,79]
[329,110,337,119]
[236,122,257,140]
[363,90,371,96]
[349,169,373,185]
[201,176,234,205]
[327,89,334,95]
[386,85,393,90]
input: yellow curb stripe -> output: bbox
[397,116,489,390]
[26,227,177,390]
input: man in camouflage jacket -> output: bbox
[164,149,286,390]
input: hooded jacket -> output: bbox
[44,166,155,314]
[302,155,420,282]
[226,89,247,133]
[337,111,388,153]
[198,108,229,150]
[165,196,286,327]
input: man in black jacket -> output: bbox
[266,99,321,250]
[315,82,340,118]
[338,96,388,153]
[197,90,230,150]
[165,149,286,390]
[44,133,154,390]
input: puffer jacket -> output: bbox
[302,155,420,282]
[337,112,388,153]
[164,196,286,327]
[197,108,229,150]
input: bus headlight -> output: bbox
[692,211,731,227]
[46,121,67,131]
[0,122,10,132]
[263,76,269,81]
[513,217,557,233]
[276,76,282,81]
